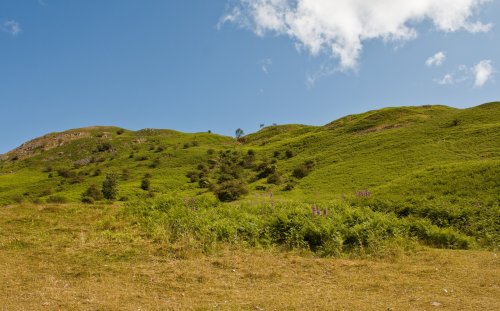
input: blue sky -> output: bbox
[0,0,498,153]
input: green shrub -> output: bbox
[292,160,315,179]
[81,184,104,203]
[292,165,309,179]
[186,171,200,183]
[267,171,283,185]
[102,173,118,200]
[198,178,211,188]
[141,179,151,191]
[96,142,112,152]
[214,180,248,202]
[282,182,296,191]
[57,169,77,179]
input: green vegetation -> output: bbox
[0,103,499,252]
[125,196,475,256]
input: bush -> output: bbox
[267,171,283,185]
[102,174,118,200]
[214,180,248,202]
[285,150,294,158]
[282,182,296,191]
[198,178,211,188]
[116,129,125,135]
[81,184,103,203]
[96,142,112,152]
[186,171,199,183]
[292,165,309,179]
[81,196,94,204]
[292,160,315,179]
[256,163,276,179]
[141,179,151,191]
[69,175,84,184]
[57,169,77,179]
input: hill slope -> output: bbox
[1,103,499,207]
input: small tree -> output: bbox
[235,128,244,139]
[102,173,118,200]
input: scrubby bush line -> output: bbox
[350,197,499,247]
[123,197,475,257]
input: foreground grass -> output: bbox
[1,204,499,310]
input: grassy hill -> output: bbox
[1,103,498,204]
[0,102,499,251]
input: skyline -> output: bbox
[1,0,499,153]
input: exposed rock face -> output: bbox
[2,130,92,161]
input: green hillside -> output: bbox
[1,103,499,250]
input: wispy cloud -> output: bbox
[217,7,241,30]
[306,64,339,88]
[473,60,493,88]
[435,61,494,88]
[1,20,22,37]
[221,0,492,71]
[426,52,446,67]
[260,58,272,74]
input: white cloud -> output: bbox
[1,20,22,37]
[426,51,446,67]
[434,61,494,87]
[222,0,492,71]
[436,74,455,85]
[260,58,272,74]
[473,59,493,87]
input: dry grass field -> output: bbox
[0,204,498,310]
